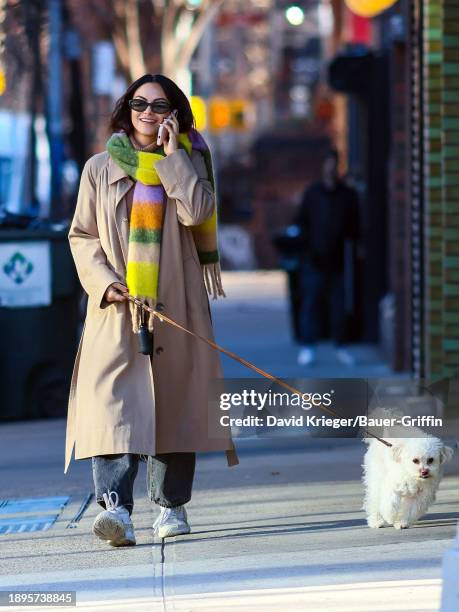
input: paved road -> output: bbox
[0,271,457,611]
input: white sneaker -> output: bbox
[93,491,136,547]
[336,348,356,366]
[297,346,316,366]
[153,505,191,538]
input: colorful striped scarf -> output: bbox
[106,128,225,333]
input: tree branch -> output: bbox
[125,0,146,78]
[175,0,224,73]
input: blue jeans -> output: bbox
[298,258,346,346]
[92,452,196,516]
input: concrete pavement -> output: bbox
[1,424,458,611]
[0,271,457,611]
[212,271,396,379]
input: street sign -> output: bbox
[191,96,207,131]
[345,0,398,17]
[230,99,248,131]
[92,42,115,96]
[0,241,51,307]
[208,97,231,132]
[207,97,253,132]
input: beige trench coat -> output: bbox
[64,146,239,473]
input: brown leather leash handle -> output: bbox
[127,294,392,448]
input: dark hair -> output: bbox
[108,73,195,136]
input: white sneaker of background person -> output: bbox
[92,491,136,546]
[297,345,316,366]
[336,346,356,366]
[153,505,191,538]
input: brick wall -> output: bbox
[421,0,459,378]
[441,0,459,376]
[422,0,444,378]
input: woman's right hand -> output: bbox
[104,282,129,303]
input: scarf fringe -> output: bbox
[203,261,226,299]
[129,297,156,334]
[128,263,225,334]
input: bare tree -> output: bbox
[0,0,44,101]
[68,0,160,80]
[69,0,224,82]
[152,0,224,79]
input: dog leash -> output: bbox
[127,294,392,448]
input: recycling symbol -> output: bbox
[3,251,34,284]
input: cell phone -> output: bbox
[157,109,178,146]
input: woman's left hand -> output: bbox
[161,112,179,156]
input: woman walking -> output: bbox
[64,74,239,546]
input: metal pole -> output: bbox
[23,0,42,217]
[197,18,214,99]
[47,0,64,221]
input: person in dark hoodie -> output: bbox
[293,148,360,366]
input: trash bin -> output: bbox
[0,227,80,420]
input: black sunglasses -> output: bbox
[129,98,172,114]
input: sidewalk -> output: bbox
[0,271,457,611]
[213,271,396,379]
[1,422,457,611]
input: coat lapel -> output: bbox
[108,156,133,266]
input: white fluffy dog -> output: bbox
[362,411,453,529]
